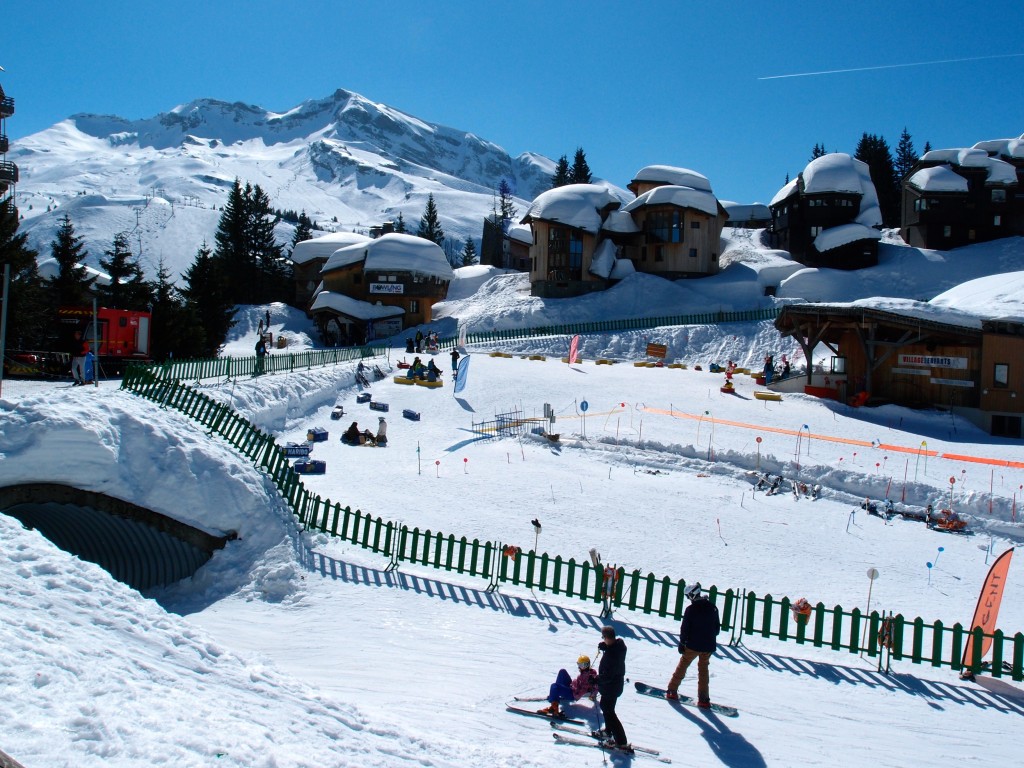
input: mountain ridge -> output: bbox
[11,87,571,282]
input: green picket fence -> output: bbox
[119,365,1021,681]
[132,307,782,384]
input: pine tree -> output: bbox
[498,179,517,222]
[569,147,592,184]
[460,237,477,267]
[923,141,932,154]
[146,258,205,361]
[854,133,900,227]
[247,184,289,304]
[46,214,95,308]
[212,179,288,305]
[550,155,570,188]
[0,200,49,349]
[393,211,407,234]
[181,242,236,358]
[895,128,919,181]
[213,179,252,300]
[417,193,445,246]
[290,212,315,253]
[810,143,828,161]
[97,232,152,311]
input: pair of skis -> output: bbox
[550,723,670,762]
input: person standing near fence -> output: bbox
[596,626,631,752]
[665,582,720,707]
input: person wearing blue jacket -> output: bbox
[666,582,721,707]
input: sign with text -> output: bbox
[646,343,668,359]
[898,354,968,370]
[370,283,404,294]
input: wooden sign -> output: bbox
[645,343,668,359]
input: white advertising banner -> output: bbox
[898,354,968,370]
[370,283,404,294]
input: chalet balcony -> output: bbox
[0,160,18,185]
[0,96,13,119]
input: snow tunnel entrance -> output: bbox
[0,483,236,592]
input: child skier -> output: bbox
[537,655,599,717]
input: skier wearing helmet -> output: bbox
[665,582,721,708]
[536,654,599,717]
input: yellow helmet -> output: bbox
[577,655,591,669]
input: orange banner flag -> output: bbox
[961,548,1014,671]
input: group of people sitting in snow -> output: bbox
[342,418,387,446]
[753,473,820,499]
[404,356,443,382]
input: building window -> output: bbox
[547,226,583,279]
[689,248,698,258]
[690,220,700,229]
[646,210,682,243]
[995,215,1002,226]
[711,253,717,261]
[994,363,1009,388]
[992,189,1007,203]
[353,273,362,283]
[810,226,822,237]
[943,225,951,238]
[410,300,420,313]
[655,246,664,262]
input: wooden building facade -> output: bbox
[775,304,1024,438]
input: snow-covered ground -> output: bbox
[3,234,1024,767]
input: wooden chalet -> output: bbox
[768,153,881,269]
[523,166,727,298]
[775,303,1024,438]
[309,233,453,345]
[901,143,1022,250]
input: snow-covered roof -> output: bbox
[621,185,721,218]
[309,290,405,321]
[522,184,621,233]
[802,153,870,196]
[601,209,641,234]
[722,202,771,221]
[929,270,1024,323]
[588,240,617,279]
[630,165,712,193]
[507,222,533,245]
[322,233,454,281]
[907,165,969,193]
[920,148,1020,185]
[769,179,799,207]
[291,231,372,265]
[792,297,984,331]
[813,223,881,253]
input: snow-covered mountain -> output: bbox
[10,88,564,282]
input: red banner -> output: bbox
[962,548,1014,669]
[568,334,580,365]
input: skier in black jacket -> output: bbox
[666,582,721,707]
[595,625,631,751]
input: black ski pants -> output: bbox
[600,692,628,745]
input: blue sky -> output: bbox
[4,0,1022,205]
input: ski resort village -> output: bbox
[3,43,1024,768]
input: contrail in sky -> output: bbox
[758,52,1024,80]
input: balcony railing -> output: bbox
[0,134,8,154]
[0,161,19,185]
[0,96,13,118]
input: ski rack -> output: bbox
[486,540,501,592]
[728,588,747,648]
[384,521,405,572]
